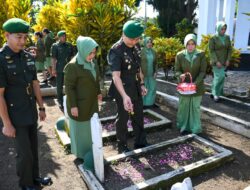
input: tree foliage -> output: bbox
[8,0,32,21]
[148,0,198,37]
[33,0,137,77]
[174,18,195,43]
[33,1,64,34]
[153,37,183,79]
[0,0,32,46]
[144,19,162,39]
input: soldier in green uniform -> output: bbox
[208,21,232,102]
[0,18,51,190]
[51,30,74,109]
[108,20,149,153]
[34,31,46,83]
[42,28,54,81]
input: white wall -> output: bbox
[223,0,236,38]
[197,0,217,44]
[234,0,250,51]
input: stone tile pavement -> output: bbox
[204,70,250,97]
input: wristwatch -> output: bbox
[38,107,45,112]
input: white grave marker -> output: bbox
[91,113,104,182]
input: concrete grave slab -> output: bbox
[55,109,172,147]
[100,109,172,140]
[78,134,233,190]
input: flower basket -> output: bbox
[177,72,196,95]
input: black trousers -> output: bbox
[115,96,147,148]
[15,124,39,187]
[56,72,64,106]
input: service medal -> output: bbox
[128,65,131,70]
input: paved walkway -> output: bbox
[204,70,250,97]
[158,69,250,99]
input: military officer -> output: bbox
[0,18,52,190]
[51,30,74,110]
[108,20,149,153]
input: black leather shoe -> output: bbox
[41,79,48,83]
[180,130,191,136]
[134,143,151,149]
[21,186,37,190]
[153,104,159,108]
[48,76,55,81]
[34,176,52,186]
[118,145,130,153]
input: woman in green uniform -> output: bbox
[209,21,232,102]
[141,37,157,108]
[175,34,207,135]
[64,36,101,172]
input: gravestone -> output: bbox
[91,113,104,183]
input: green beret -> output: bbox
[123,20,144,38]
[57,30,66,37]
[2,18,29,33]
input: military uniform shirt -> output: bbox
[0,45,38,126]
[51,41,74,73]
[44,33,54,57]
[108,39,142,100]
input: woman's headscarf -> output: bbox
[183,34,197,65]
[184,33,197,47]
[216,21,227,44]
[143,37,152,49]
[76,36,98,79]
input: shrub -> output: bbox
[153,37,183,79]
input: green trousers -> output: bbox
[143,76,156,106]
[177,95,202,134]
[35,61,45,72]
[56,72,64,106]
[212,66,225,96]
[69,118,94,172]
[15,124,39,187]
